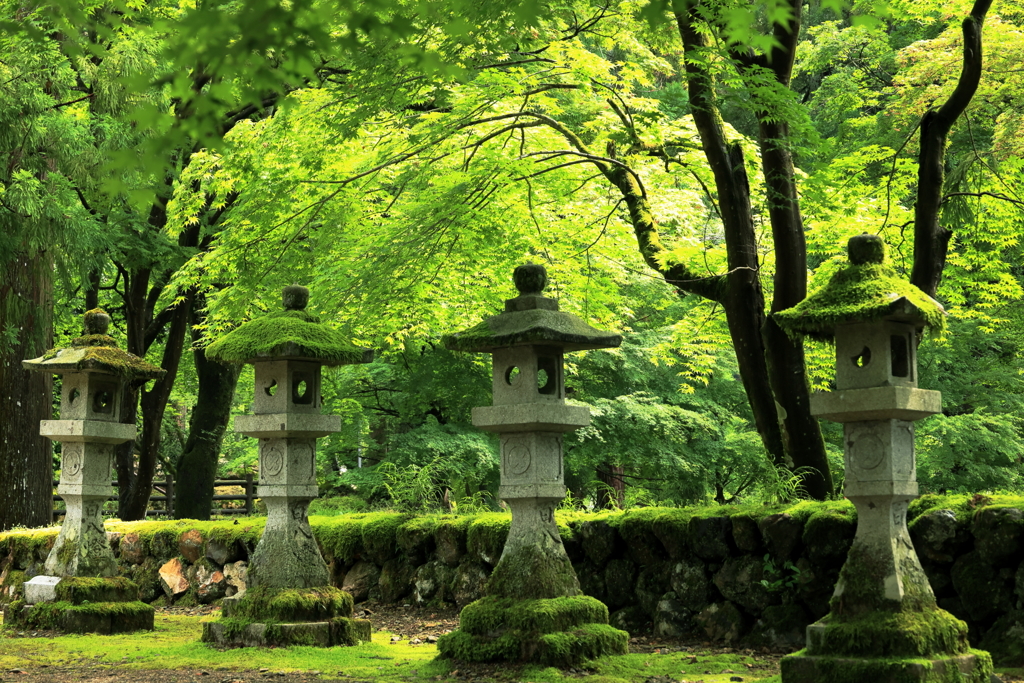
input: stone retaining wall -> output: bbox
[2,495,1023,665]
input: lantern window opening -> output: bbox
[890,333,912,380]
[852,347,871,369]
[505,366,522,386]
[537,356,559,396]
[291,371,315,405]
[265,379,278,397]
[92,388,115,414]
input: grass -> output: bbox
[0,611,778,682]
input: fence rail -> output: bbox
[52,474,256,519]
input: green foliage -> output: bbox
[916,413,1024,494]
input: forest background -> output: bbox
[2,0,1023,530]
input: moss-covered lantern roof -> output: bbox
[443,263,622,353]
[204,285,373,366]
[22,309,166,380]
[773,234,946,342]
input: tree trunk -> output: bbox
[596,464,625,509]
[0,251,54,530]
[174,295,241,520]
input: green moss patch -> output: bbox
[227,585,353,622]
[460,596,608,636]
[811,609,970,658]
[781,648,993,683]
[487,544,580,600]
[443,308,621,353]
[6,598,153,634]
[54,577,139,604]
[774,243,946,341]
[205,309,371,365]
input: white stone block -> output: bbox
[24,576,62,604]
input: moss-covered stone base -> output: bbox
[806,609,971,658]
[201,585,369,649]
[781,649,993,683]
[3,599,154,634]
[201,616,371,648]
[436,596,628,667]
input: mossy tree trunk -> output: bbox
[174,293,241,520]
[0,249,54,531]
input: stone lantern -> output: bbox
[201,284,373,648]
[775,235,992,682]
[437,263,629,666]
[9,308,164,633]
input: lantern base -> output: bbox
[4,577,153,634]
[436,596,628,667]
[781,650,993,683]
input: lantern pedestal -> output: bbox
[437,264,628,666]
[776,235,992,682]
[200,285,371,649]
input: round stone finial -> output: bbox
[282,284,310,311]
[83,308,111,335]
[513,263,547,296]
[848,233,886,265]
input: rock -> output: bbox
[973,508,1024,563]
[952,551,1013,622]
[178,529,204,564]
[576,561,607,604]
[396,522,435,565]
[435,523,467,567]
[580,520,619,566]
[128,558,162,602]
[206,537,245,566]
[654,592,693,637]
[223,561,248,597]
[792,558,836,620]
[979,610,1024,667]
[689,517,733,561]
[610,604,649,632]
[670,558,710,612]
[23,576,61,604]
[119,533,146,565]
[732,515,762,553]
[759,514,803,563]
[413,560,455,605]
[746,604,809,650]
[196,567,227,604]
[695,601,747,643]
[714,555,773,613]
[341,561,380,603]
[106,532,122,555]
[802,510,855,564]
[149,530,179,562]
[909,508,960,563]
[637,562,672,617]
[452,561,489,606]
[651,516,690,560]
[378,558,416,603]
[603,558,637,610]
[159,558,190,597]
[620,517,668,565]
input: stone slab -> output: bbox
[201,618,371,648]
[781,651,992,683]
[472,403,590,433]
[810,386,941,422]
[40,420,136,444]
[844,480,919,498]
[24,576,61,605]
[234,413,340,438]
[499,484,567,501]
[256,486,319,499]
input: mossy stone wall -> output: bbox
[3,495,1024,664]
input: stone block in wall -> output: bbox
[637,561,673,616]
[196,565,227,604]
[379,558,416,603]
[952,550,1014,622]
[979,610,1024,667]
[610,604,649,632]
[435,522,468,566]
[973,507,1024,563]
[127,558,161,603]
[342,561,380,603]
[802,511,855,564]
[714,555,773,613]
[695,601,747,643]
[759,513,803,563]
[178,529,204,564]
[688,517,732,561]
[396,521,436,565]
[452,561,489,606]
[575,561,606,604]
[670,558,710,613]
[361,516,403,566]
[746,603,809,651]
[149,530,179,562]
[413,560,455,605]
[650,515,689,560]
[119,533,146,565]
[466,518,508,567]
[603,558,637,610]
[731,515,762,553]
[579,520,619,566]
[619,516,668,566]
[792,558,836,621]
[909,508,961,563]
[223,561,248,597]
[206,537,246,566]
[159,558,189,597]
[654,592,694,637]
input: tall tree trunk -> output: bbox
[174,295,241,520]
[596,464,625,509]
[0,251,54,530]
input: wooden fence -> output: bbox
[52,474,257,519]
